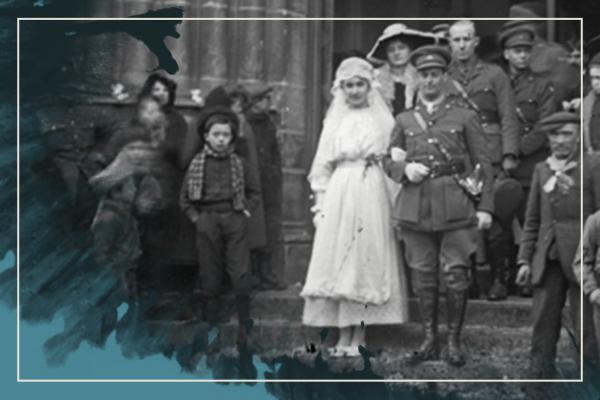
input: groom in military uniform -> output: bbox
[383,45,494,366]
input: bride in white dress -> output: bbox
[301,57,409,356]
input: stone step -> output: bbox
[146,318,577,361]
[216,320,577,360]
[200,285,535,328]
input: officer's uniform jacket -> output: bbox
[448,57,520,165]
[383,96,494,232]
[510,68,556,187]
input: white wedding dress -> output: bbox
[301,97,409,328]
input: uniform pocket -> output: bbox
[405,130,425,154]
[444,180,475,223]
[395,185,421,224]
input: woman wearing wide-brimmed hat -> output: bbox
[367,23,437,116]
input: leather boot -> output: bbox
[468,253,481,299]
[487,258,508,301]
[406,286,439,363]
[446,288,468,367]
[235,295,252,347]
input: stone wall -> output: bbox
[79,0,335,284]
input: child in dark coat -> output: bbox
[180,106,261,348]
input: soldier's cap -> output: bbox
[586,33,600,60]
[431,23,450,44]
[498,23,535,49]
[410,45,452,71]
[367,23,437,62]
[538,111,580,132]
[509,2,545,19]
[432,23,450,35]
[196,105,240,138]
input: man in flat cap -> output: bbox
[383,45,494,367]
[584,52,600,152]
[447,20,520,300]
[515,111,582,378]
[499,21,558,298]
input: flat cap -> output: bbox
[196,105,240,137]
[538,111,580,132]
[410,45,452,71]
[245,83,274,102]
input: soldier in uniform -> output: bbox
[498,22,557,296]
[447,20,520,301]
[508,4,580,105]
[515,111,582,379]
[383,45,494,367]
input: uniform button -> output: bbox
[428,155,434,160]
[427,138,434,143]
[428,121,433,126]
[70,120,75,126]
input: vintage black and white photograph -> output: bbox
[7,0,600,395]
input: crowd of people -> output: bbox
[39,15,600,379]
[300,18,597,381]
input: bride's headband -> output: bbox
[332,57,376,93]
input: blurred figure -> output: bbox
[584,53,600,153]
[244,84,286,291]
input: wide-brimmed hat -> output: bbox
[367,23,438,62]
[409,45,452,71]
